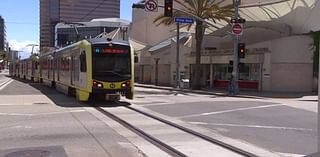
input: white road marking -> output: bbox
[190,122,314,132]
[177,104,283,118]
[276,152,305,157]
[0,113,33,116]
[0,104,14,106]
[11,125,32,129]
[0,109,86,116]
[0,103,41,106]
[0,79,13,91]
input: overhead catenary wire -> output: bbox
[78,0,107,21]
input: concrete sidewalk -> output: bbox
[135,83,317,99]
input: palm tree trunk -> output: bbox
[192,20,204,90]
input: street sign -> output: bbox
[232,23,243,35]
[175,17,194,24]
[145,0,158,12]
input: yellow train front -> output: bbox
[40,38,134,101]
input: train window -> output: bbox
[80,51,87,72]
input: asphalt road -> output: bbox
[131,87,317,156]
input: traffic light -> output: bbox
[230,18,246,23]
[238,43,245,58]
[164,0,173,17]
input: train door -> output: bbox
[47,58,50,79]
[71,56,74,85]
[57,56,60,81]
[79,50,87,88]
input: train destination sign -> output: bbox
[95,48,129,54]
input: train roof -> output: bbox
[86,38,130,46]
[40,38,130,57]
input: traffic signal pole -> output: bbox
[318,38,320,152]
[176,23,180,88]
[230,0,240,95]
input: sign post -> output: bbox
[229,0,242,96]
[174,17,194,88]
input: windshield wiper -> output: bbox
[96,70,130,77]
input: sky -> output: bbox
[0,0,140,58]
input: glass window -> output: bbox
[80,51,86,72]
[213,63,260,81]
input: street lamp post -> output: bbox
[27,44,39,55]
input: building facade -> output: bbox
[40,0,120,49]
[130,0,320,92]
[0,16,6,51]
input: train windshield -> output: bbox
[92,44,131,81]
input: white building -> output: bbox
[130,0,320,92]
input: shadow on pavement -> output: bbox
[136,83,317,99]
[7,76,132,108]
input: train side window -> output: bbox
[80,51,86,72]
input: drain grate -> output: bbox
[4,150,51,157]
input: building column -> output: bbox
[140,65,144,83]
[210,64,213,88]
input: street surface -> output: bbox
[129,87,317,157]
[0,72,144,157]
[0,71,317,157]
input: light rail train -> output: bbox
[9,38,135,101]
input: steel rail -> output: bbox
[94,106,188,157]
[125,105,259,157]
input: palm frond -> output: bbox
[174,0,195,13]
[153,0,233,31]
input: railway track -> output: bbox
[91,101,260,157]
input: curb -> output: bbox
[135,84,267,99]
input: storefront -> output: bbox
[212,63,260,90]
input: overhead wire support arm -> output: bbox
[132,3,220,29]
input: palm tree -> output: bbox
[154,0,233,90]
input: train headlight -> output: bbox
[121,81,131,88]
[93,80,103,88]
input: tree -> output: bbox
[153,0,233,89]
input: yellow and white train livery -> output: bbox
[40,38,134,101]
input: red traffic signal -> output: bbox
[164,0,173,17]
[238,43,245,58]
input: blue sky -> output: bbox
[0,0,139,57]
